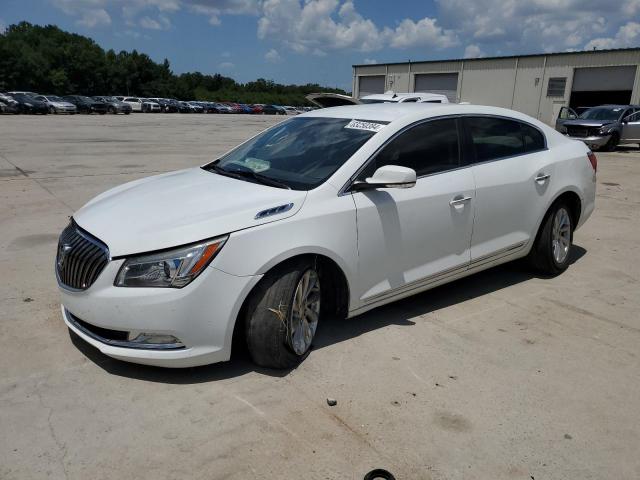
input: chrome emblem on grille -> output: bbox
[57,243,72,269]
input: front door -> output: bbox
[622,110,640,142]
[352,118,475,305]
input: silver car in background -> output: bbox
[557,105,640,151]
[34,95,77,114]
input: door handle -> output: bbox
[449,196,472,206]
[535,173,551,183]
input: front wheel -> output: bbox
[528,202,573,275]
[245,260,321,368]
[603,133,619,152]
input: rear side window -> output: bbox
[364,118,460,177]
[521,123,545,152]
[465,117,545,162]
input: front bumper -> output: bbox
[567,134,611,148]
[60,260,261,368]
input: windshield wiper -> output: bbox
[205,163,291,190]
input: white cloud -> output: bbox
[435,0,636,54]
[363,58,377,64]
[77,9,112,27]
[48,0,640,59]
[463,44,484,58]
[218,61,235,69]
[257,0,455,55]
[386,17,457,49]
[585,21,640,50]
[139,14,171,29]
[265,48,282,63]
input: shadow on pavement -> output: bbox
[71,245,586,384]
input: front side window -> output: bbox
[465,117,545,162]
[206,117,380,190]
[361,118,460,178]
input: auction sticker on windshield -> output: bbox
[344,119,386,132]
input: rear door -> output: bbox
[622,110,640,142]
[352,118,475,304]
[463,116,553,263]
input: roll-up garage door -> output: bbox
[414,73,458,102]
[570,66,636,107]
[358,76,385,97]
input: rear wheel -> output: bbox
[528,201,573,276]
[245,260,322,368]
[109,106,116,114]
[49,106,56,114]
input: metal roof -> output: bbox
[353,47,640,68]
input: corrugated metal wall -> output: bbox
[353,49,640,125]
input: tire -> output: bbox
[528,201,573,276]
[109,106,116,114]
[49,106,56,114]
[245,259,322,368]
[125,110,131,115]
[603,133,619,152]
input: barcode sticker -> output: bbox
[344,119,385,132]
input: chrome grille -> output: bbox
[56,221,109,290]
[566,126,599,138]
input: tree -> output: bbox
[0,22,347,104]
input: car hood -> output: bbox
[74,168,307,257]
[53,102,75,107]
[563,119,615,128]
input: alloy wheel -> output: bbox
[288,269,321,355]
[551,207,571,264]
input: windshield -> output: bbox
[46,96,63,101]
[205,117,381,190]
[579,107,625,121]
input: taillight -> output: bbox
[587,151,597,172]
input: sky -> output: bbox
[1,0,639,91]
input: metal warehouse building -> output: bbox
[352,48,640,125]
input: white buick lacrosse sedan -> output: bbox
[57,104,596,368]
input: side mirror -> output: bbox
[352,165,417,191]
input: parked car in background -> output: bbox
[259,104,285,115]
[283,106,300,115]
[140,98,161,113]
[215,103,234,114]
[93,96,132,114]
[63,95,108,114]
[56,103,596,369]
[9,93,49,114]
[149,98,178,113]
[186,101,204,113]
[7,91,39,97]
[0,94,20,114]
[120,97,156,113]
[33,95,77,114]
[560,105,639,151]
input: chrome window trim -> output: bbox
[339,113,549,196]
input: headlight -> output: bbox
[115,236,227,288]
[599,126,614,135]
